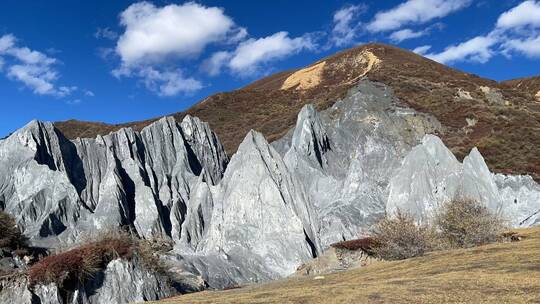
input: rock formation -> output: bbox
[0,80,539,303]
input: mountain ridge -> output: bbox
[54,43,540,181]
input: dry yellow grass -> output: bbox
[151,227,540,304]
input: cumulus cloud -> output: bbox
[203,31,316,76]
[112,1,249,96]
[116,1,242,66]
[330,4,367,47]
[138,67,202,96]
[422,1,540,64]
[412,45,432,55]
[496,0,540,30]
[229,32,315,74]
[424,35,496,64]
[389,28,427,42]
[0,34,75,97]
[495,1,540,58]
[367,0,471,32]
[503,36,540,58]
[201,51,231,76]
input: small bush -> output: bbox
[435,198,505,248]
[331,237,379,255]
[371,211,434,260]
[28,232,135,287]
[0,211,27,249]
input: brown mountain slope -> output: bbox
[502,76,540,102]
[54,43,540,180]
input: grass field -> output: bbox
[151,227,540,304]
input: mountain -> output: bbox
[54,43,540,181]
[1,43,540,304]
[502,76,540,102]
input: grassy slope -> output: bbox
[153,227,540,304]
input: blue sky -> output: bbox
[1,0,539,137]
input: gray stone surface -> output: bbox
[281,81,441,247]
[0,257,192,304]
[387,134,540,227]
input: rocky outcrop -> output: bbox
[199,130,319,277]
[0,257,200,304]
[387,134,540,226]
[280,80,442,247]
[1,80,539,303]
[0,116,228,247]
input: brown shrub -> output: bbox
[28,232,135,287]
[371,211,435,260]
[331,237,379,255]
[435,198,505,248]
[0,211,27,249]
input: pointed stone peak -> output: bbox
[419,134,459,166]
[180,114,228,184]
[141,116,178,134]
[290,104,330,167]
[237,130,269,153]
[181,114,209,139]
[18,119,55,135]
[11,119,62,150]
[463,147,488,169]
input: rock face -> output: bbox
[0,116,228,247]
[279,81,441,247]
[0,257,197,304]
[1,80,539,303]
[387,135,540,226]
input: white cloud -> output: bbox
[419,1,540,65]
[116,1,242,66]
[7,64,57,95]
[95,27,118,40]
[0,34,74,97]
[496,0,540,30]
[229,31,315,75]
[202,31,315,76]
[389,28,427,42]
[503,35,540,57]
[201,51,232,76]
[330,4,367,47]
[138,67,202,96]
[112,1,249,96]
[424,35,496,64]
[84,90,95,97]
[413,45,432,55]
[367,0,471,32]
[0,34,15,52]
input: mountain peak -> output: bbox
[53,43,540,181]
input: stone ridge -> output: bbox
[53,43,540,182]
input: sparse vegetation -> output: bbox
[27,231,173,289]
[368,198,505,261]
[28,231,135,287]
[331,237,378,255]
[0,211,27,250]
[370,211,434,261]
[435,198,505,248]
[153,227,540,304]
